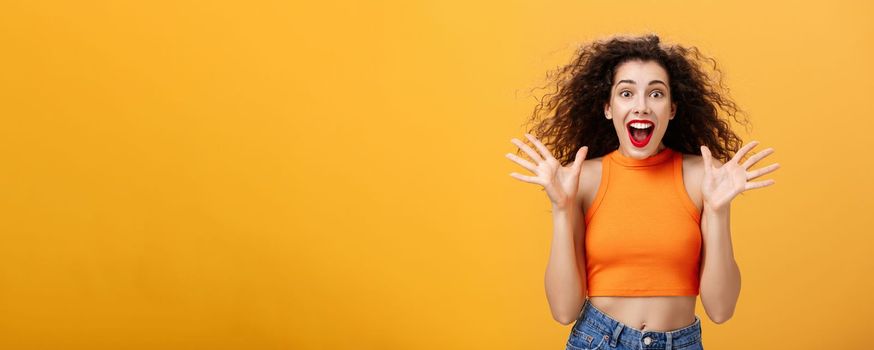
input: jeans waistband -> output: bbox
[574,298,702,349]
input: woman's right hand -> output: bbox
[506,133,588,210]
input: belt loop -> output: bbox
[610,323,623,347]
[665,331,673,350]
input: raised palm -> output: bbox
[700,141,781,211]
[506,133,588,209]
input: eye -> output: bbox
[619,90,631,98]
[651,90,664,98]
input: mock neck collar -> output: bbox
[609,146,674,167]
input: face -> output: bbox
[604,59,676,159]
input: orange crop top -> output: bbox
[583,147,702,297]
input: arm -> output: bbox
[506,133,590,326]
[545,198,587,325]
[699,203,741,324]
[698,142,780,324]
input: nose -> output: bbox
[633,95,651,115]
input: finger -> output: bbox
[745,179,775,191]
[511,138,544,163]
[701,146,713,176]
[506,152,537,173]
[732,141,760,164]
[509,172,543,185]
[525,133,557,162]
[747,163,780,181]
[573,146,589,174]
[741,148,774,170]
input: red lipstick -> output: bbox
[626,119,654,148]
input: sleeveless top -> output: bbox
[583,147,702,296]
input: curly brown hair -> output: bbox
[522,34,751,165]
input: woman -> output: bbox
[505,34,780,350]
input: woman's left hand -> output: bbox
[700,141,781,212]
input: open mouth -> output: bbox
[626,120,654,148]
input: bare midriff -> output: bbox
[588,295,697,332]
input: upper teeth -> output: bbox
[629,122,652,129]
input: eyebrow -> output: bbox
[615,79,668,87]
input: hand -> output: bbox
[700,141,781,211]
[506,133,588,210]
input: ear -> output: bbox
[604,103,612,120]
[670,102,677,120]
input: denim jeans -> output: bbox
[566,298,704,350]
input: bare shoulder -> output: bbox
[681,154,703,210]
[576,156,605,214]
[681,152,724,172]
[680,153,723,213]
[682,153,705,174]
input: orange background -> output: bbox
[0,0,871,348]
